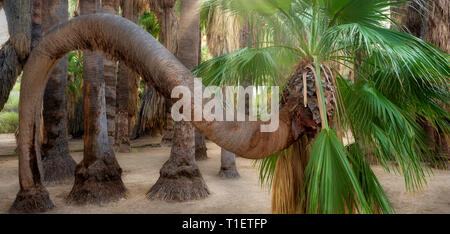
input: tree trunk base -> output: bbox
[42,153,77,185]
[218,167,240,179]
[9,185,55,213]
[160,130,173,147]
[66,155,127,205]
[195,149,208,161]
[147,163,209,201]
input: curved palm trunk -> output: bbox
[39,0,76,184]
[148,0,209,201]
[8,0,55,213]
[13,13,302,211]
[66,0,126,205]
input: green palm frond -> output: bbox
[304,127,370,214]
[337,77,444,190]
[193,46,299,87]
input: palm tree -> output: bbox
[11,2,448,213]
[114,0,139,153]
[102,0,119,146]
[195,0,449,213]
[66,0,127,205]
[147,0,210,201]
[39,0,77,184]
[11,13,288,212]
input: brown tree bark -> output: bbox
[149,0,178,146]
[102,0,119,146]
[147,0,209,201]
[66,0,126,205]
[114,0,138,153]
[8,0,55,213]
[40,0,76,184]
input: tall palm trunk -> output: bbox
[114,0,138,153]
[147,0,209,201]
[39,0,76,184]
[66,0,126,205]
[102,0,118,146]
[149,0,177,146]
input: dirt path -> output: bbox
[0,134,449,213]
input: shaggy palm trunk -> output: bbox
[102,0,118,146]
[40,0,76,184]
[67,0,126,205]
[114,0,137,153]
[1,0,31,111]
[271,61,335,213]
[8,0,55,213]
[132,85,166,138]
[147,0,209,201]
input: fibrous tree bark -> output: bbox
[66,0,126,205]
[147,0,209,201]
[147,0,177,145]
[114,0,138,153]
[39,0,76,184]
[7,0,55,213]
[102,0,119,146]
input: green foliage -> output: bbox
[67,51,83,98]
[0,112,18,134]
[198,0,449,214]
[139,12,160,39]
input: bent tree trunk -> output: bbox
[147,0,209,201]
[14,14,300,211]
[66,0,126,205]
[8,0,55,213]
[39,0,76,184]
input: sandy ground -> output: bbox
[0,134,449,213]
